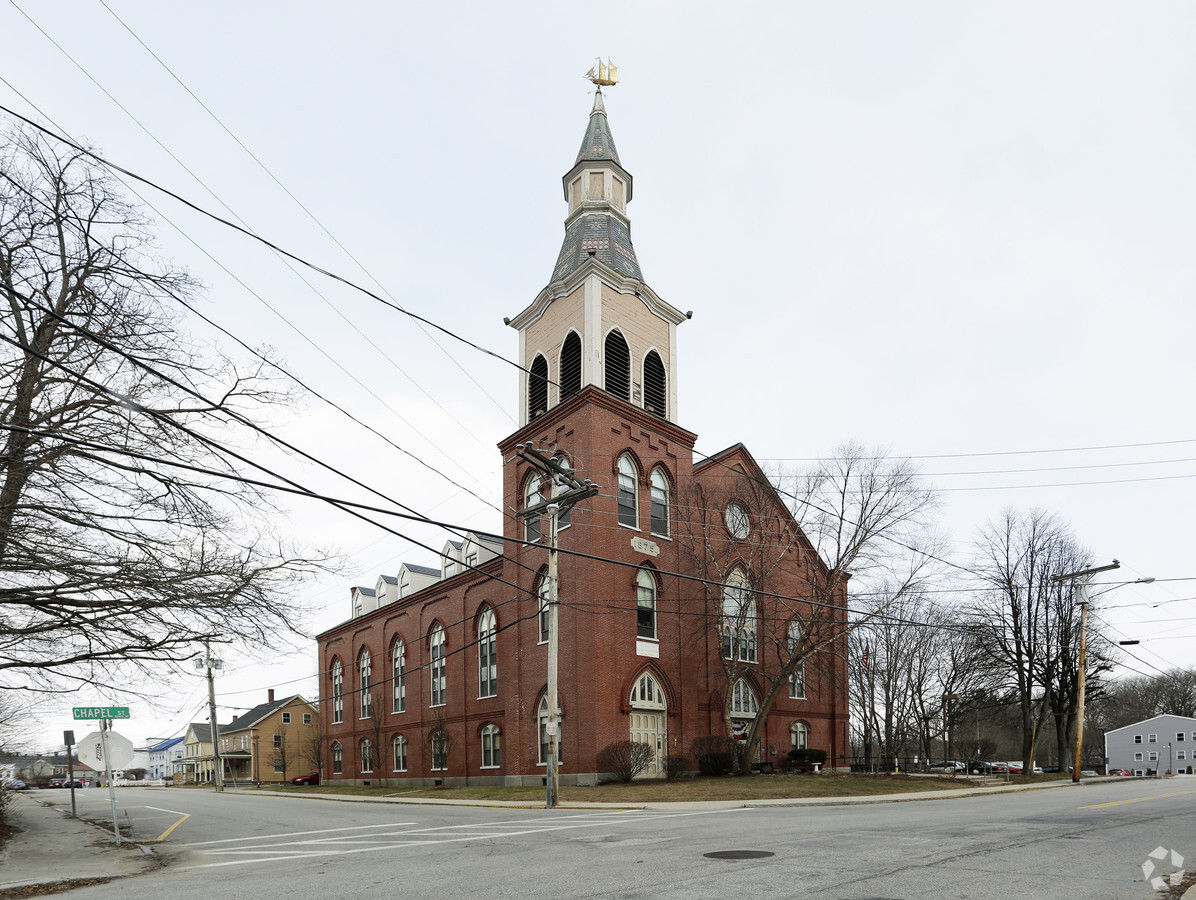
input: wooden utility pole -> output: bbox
[1051,560,1119,783]
[514,441,598,809]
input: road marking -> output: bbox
[1080,789,1196,809]
[179,822,418,847]
[189,809,726,869]
[155,813,191,841]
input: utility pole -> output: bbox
[514,441,598,809]
[1051,559,1120,783]
[196,640,225,792]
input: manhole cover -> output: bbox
[703,850,775,860]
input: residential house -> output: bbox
[215,691,320,784]
[148,736,187,781]
[1105,714,1196,775]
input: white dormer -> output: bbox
[350,585,378,619]
[440,539,464,578]
[398,562,440,598]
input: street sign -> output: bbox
[72,706,130,720]
[76,730,135,770]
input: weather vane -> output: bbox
[585,58,618,87]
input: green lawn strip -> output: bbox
[259,773,1002,803]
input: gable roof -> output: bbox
[149,736,185,752]
[220,695,315,734]
[1104,713,1196,735]
[404,564,441,577]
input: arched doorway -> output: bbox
[629,672,667,777]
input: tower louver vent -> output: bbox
[604,330,630,401]
[561,332,582,399]
[643,350,666,417]
[529,355,549,419]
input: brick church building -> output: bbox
[316,87,849,786]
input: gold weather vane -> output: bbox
[585,58,619,87]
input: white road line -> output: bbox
[179,821,417,847]
[191,809,732,869]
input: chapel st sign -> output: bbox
[72,706,130,720]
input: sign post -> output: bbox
[73,708,134,847]
[63,730,76,819]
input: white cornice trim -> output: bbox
[507,259,688,331]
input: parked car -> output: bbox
[926,760,966,773]
[4,779,25,790]
[62,779,83,788]
[1040,765,1061,774]
[1107,768,1134,776]
[970,762,1008,774]
[290,773,320,786]
[47,779,64,788]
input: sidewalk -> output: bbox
[0,793,158,892]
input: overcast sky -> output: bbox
[4,1,1193,752]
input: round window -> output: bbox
[725,502,750,539]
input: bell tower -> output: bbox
[507,76,689,427]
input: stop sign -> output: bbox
[76,730,135,770]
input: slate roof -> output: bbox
[575,90,621,165]
[405,564,440,577]
[555,92,642,283]
[553,214,642,282]
[380,575,397,585]
[353,586,376,597]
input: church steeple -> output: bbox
[507,80,688,428]
[552,89,641,283]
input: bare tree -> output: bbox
[969,509,1099,773]
[0,126,330,692]
[677,443,938,772]
[301,714,324,775]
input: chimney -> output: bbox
[268,689,275,703]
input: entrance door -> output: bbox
[629,673,667,777]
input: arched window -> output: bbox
[478,607,497,698]
[529,354,549,420]
[538,695,563,765]
[361,738,374,773]
[429,624,446,707]
[331,659,344,724]
[560,332,582,399]
[481,724,501,768]
[731,679,759,717]
[392,734,407,772]
[791,722,809,751]
[391,637,406,713]
[649,468,669,537]
[331,741,342,775]
[617,455,638,528]
[524,473,543,543]
[788,619,805,698]
[359,649,372,719]
[636,569,656,640]
[643,350,666,417]
[430,729,448,771]
[538,576,550,644]
[604,329,630,401]
[722,571,757,662]
[556,455,572,528]
[630,673,666,709]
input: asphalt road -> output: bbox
[59,779,1195,899]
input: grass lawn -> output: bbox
[257,772,1063,803]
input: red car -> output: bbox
[290,773,320,786]
[1107,768,1134,776]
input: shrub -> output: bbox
[664,752,690,782]
[691,735,739,777]
[596,740,655,783]
[787,748,828,768]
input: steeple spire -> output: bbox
[552,88,641,282]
